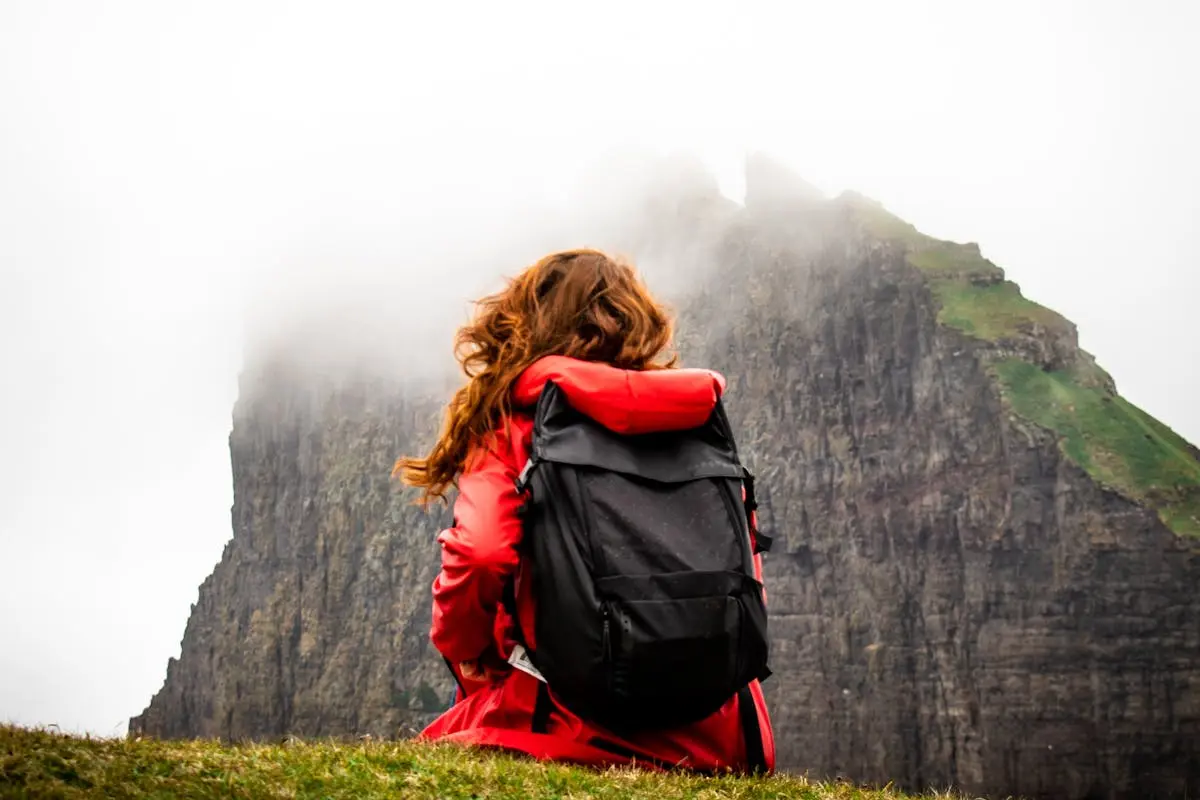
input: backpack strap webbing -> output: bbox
[742,468,773,554]
[532,681,553,734]
[737,685,767,774]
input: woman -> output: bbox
[394,248,775,772]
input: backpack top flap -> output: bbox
[522,379,745,486]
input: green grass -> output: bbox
[0,725,962,800]
[844,193,1056,341]
[931,281,1071,342]
[907,243,1000,281]
[994,360,1200,536]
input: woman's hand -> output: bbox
[458,645,510,684]
[458,659,496,683]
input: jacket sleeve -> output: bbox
[429,434,524,665]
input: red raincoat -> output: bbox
[416,355,775,772]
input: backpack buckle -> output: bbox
[753,530,774,554]
[743,469,758,513]
[514,456,539,494]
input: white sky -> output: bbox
[1,0,1197,737]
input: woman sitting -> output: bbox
[395,249,774,773]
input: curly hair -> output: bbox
[394,248,678,505]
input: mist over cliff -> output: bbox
[131,155,1200,800]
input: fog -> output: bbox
[1,0,1197,737]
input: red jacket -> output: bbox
[416,355,775,772]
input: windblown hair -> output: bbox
[395,248,677,505]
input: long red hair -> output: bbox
[395,248,678,505]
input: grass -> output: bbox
[994,360,1200,537]
[843,193,1059,341]
[0,725,965,800]
[841,191,1200,537]
[907,244,1000,280]
[931,281,1070,342]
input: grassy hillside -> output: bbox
[995,359,1200,536]
[845,192,1200,537]
[0,725,961,799]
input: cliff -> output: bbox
[128,369,453,740]
[130,157,1200,800]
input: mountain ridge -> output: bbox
[838,191,1200,537]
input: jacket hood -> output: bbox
[512,355,726,435]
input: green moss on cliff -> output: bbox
[844,191,1200,537]
[994,361,1200,536]
[847,194,1061,341]
[932,280,1070,341]
[907,243,998,279]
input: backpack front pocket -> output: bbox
[594,570,751,730]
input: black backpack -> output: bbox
[507,379,772,738]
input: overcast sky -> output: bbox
[1,0,1197,737]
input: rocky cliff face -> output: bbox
[129,369,453,740]
[131,158,1200,800]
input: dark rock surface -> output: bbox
[131,162,1200,800]
[130,369,452,741]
